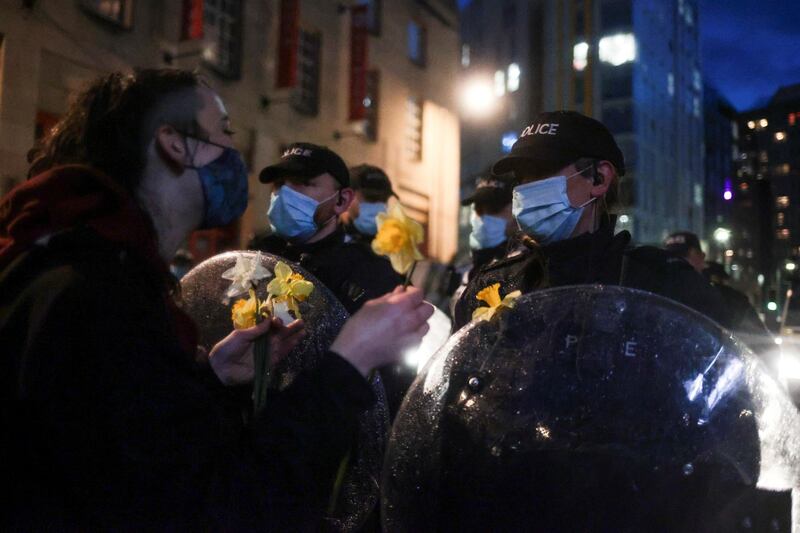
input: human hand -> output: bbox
[330,286,434,377]
[209,317,306,385]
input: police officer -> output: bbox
[251,143,403,314]
[462,174,517,280]
[453,111,732,331]
[341,164,395,246]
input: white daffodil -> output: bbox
[221,252,272,299]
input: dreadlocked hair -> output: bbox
[28,69,205,193]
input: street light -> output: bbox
[713,227,731,244]
[460,77,497,118]
[787,262,797,272]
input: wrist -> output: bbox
[329,339,370,377]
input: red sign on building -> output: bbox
[349,5,369,121]
[276,0,300,88]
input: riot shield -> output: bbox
[180,251,389,532]
[383,285,800,532]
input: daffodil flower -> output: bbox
[371,202,424,275]
[266,261,315,319]
[231,289,261,329]
[472,283,522,322]
[221,252,272,299]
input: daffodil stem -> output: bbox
[403,261,417,289]
[252,332,271,414]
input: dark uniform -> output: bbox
[251,227,402,315]
[454,221,733,332]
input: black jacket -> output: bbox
[251,227,402,315]
[0,227,375,531]
[453,225,733,331]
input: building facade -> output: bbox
[735,83,800,318]
[459,0,704,246]
[0,0,461,264]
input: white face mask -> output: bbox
[511,168,595,244]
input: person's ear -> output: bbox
[334,188,355,215]
[155,125,189,168]
[590,160,615,197]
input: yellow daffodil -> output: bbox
[371,202,424,275]
[231,289,260,329]
[472,283,522,322]
[266,261,315,319]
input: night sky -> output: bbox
[457,0,800,112]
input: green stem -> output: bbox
[403,261,418,289]
[252,333,271,414]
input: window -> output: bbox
[756,118,768,130]
[494,70,506,97]
[790,113,797,126]
[290,30,321,116]
[507,63,520,92]
[747,120,755,130]
[501,131,517,153]
[357,0,382,35]
[80,0,134,29]
[461,44,470,67]
[759,151,768,163]
[777,196,790,208]
[573,42,589,71]
[776,164,791,175]
[408,20,426,67]
[598,33,636,66]
[667,73,674,97]
[778,229,790,240]
[364,70,380,142]
[405,97,423,161]
[778,212,785,226]
[693,96,701,118]
[692,69,702,91]
[203,0,242,79]
[775,131,787,142]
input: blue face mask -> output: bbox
[469,210,508,250]
[512,169,595,245]
[353,202,387,235]
[182,133,249,229]
[195,147,249,228]
[267,185,338,243]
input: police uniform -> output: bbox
[453,221,733,331]
[453,111,732,332]
[251,227,401,315]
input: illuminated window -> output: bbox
[408,20,426,67]
[693,96,701,118]
[501,132,517,154]
[778,229,790,240]
[692,69,701,91]
[203,0,243,79]
[759,151,768,163]
[573,42,589,71]
[747,120,755,129]
[507,63,520,92]
[790,113,796,126]
[461,44,470,67]
[494,70,506,97]
[758,118,768,129]
[778,212,785,226]
[80,0,134,28]
[775,131,786,141]
[667,73,675,96]
[599,33,636,66]
[777,196,790,208]
[405,96,423,161]
[777,164,791,175]
[739,182,749,191]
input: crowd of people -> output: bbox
[0,68,776,530]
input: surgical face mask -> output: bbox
[353,202,387,235]
[267,185,338,242]
[181,133,249,229]
[511,168,595,245]
[469,210,508,250]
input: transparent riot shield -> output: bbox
[383,286,800,532]
[181,251,388,532]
